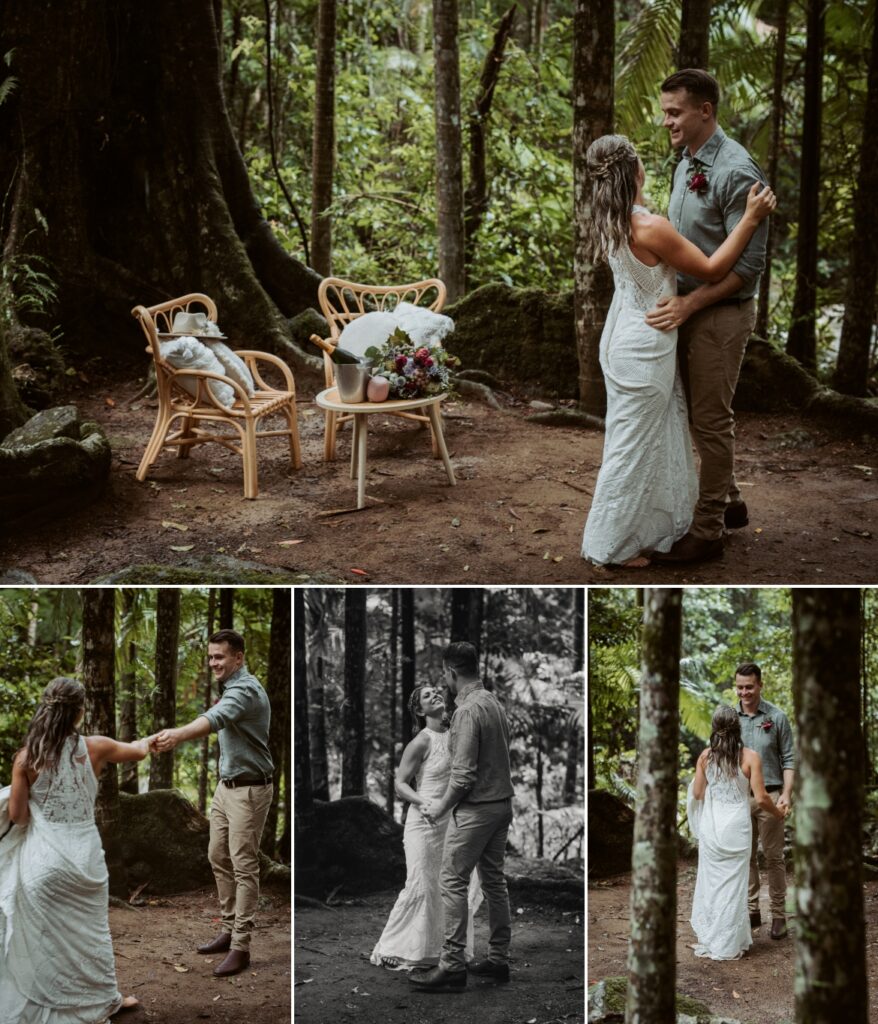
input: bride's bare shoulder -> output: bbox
[630,210,671,241]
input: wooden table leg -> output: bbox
[427,403,456,486]
[350,415,360,480]
[355,413,368,508]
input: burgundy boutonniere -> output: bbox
[761,719,774,731]
[687,158,709,195]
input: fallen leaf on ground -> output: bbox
[350,568,368,576]
[278,539,305,547]
[451,517,461,527]
[161,520,188,531]
[169,545,194,552]
[172,965,189,973]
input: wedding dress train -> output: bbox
[0,735,124,1023]
[582,205,698,565]
[687,761,752,960]
[370,729,482,969]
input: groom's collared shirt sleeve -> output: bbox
[448,707,480,799]
[203,666,274,780]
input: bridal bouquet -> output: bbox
[365,328,459,400]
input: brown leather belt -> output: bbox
[221,776,272,788]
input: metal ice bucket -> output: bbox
[336,362,371,403]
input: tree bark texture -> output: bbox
[792,589,867,1023]
[786,0,824,372]
[387,588,399,816]
[572,0,614,416]
[342,589,367,797]
[450,588,485,646]
[464,5,516,267]
[306,592,331,802]
[433,0,466,301]
[198,587,218,814]
[149,588,180,791]
[401,589,416,745]
[564,588,585,804]
[625,588,681,1024]
[677,0,711,69]
[118,588,139,795]
[219,588,235,630]
[310,0,337,276]
[262,587,291,858]
[0,0,322,418]
[756,0,789,340]
[81,587,126,896]
[294,588,314,818]
[832,9,878,396]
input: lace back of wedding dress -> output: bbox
[30,735,98,824]
[607,205,676,313]
[705,759,750,805]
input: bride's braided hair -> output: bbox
[585,134,640,261]
[707,704,744,780]
[20,677,85,774]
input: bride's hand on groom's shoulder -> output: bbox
[745,182,776,223]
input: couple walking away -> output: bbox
[0,629,275,1022]
[370,641,515,992]
[687,663,795,959]
[582,68,776,569]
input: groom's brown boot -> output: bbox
[408,966,467,992]
[213,949,251,976]
[467,959,510,982]
[652,532,723,564]
[197,932,232,954]
[770,918,788,940]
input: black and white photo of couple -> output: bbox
[294,587,584,1023]
[0,588,291,1024]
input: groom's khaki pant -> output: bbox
[439,798,513,972]
[748,791,786,920]
[209,782,274,950]
[678,298,756,541]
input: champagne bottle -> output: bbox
[309,333,362,364]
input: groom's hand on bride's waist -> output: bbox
[645,294,695,332]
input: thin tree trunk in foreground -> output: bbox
[677,0,710,69]
[198,587,218,814]
[342,589,367,796]
[262,588,291,857]
[118,588,139,795]
[401,589,416,745]
[792,589,867,1023]
[310,0,337,276]
[149,588,179,791]
[626,588,682,1024]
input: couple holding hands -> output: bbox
[0,628,274,1022]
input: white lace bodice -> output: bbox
[30,735,98,825]
[704,761,750,805]
[607,205,676,313]
[415,729,451,802]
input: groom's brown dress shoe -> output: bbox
[408,966,467,992]
[770,918,788,940]
[652,532,723,564]
[213,949,250,976]
[197,932,232,954]
[467,959,510,982]
[749,911,762,928]
[724,500,749,529]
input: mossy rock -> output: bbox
[95,556,339,585]
[0,406,111,528]
[588,976,727,1023]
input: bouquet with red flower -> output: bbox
[365,328,459,399]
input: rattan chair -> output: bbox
[132,292,302,499]
[309,277,447,461]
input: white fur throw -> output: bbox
[159,337,236,407]
[204,340,255,397]
[393,302,454,347]
[338,311,399,358]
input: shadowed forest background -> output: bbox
[588,587,877,1024]
[0,1,875,583]
[294,586,585,1024]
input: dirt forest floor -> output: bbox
[3,369,875,584]
[588,865,878,1023]
[109,888,290,1024]
[294,891,584,1024]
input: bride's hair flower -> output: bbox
[687,158,709,194]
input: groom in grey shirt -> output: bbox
[650,69,769,564]
[410,641,514,992]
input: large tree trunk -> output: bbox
[342,589,367,797]
[401,589,416,744]
[310,0,337,276]
[149,588,179,791]
[306,591,331,802]
[785,0,824,372]
[294,588,313,817]
[433,0,466,301]
[792,589,867,1022]
[572,0,614,417]
[832,9,878,396]
[626,588,682,1024]
[677,0,711,69]
[450,588,485,645]
[118,588,139,795]
[464,5,516,271]
[219,588,235,630]
[262,588,291,858]
[81,588,126,897]
[0,0,322,426]
[198,587,218,815]
[564,588,584,804]
[756,0,789,340]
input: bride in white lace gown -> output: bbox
[0,677,153,1022]
[687,706,786,960]
[370,685,481,970]
[580,135,775,566]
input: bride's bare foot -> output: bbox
[111,996,140,1014]
[623,555,651,568]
